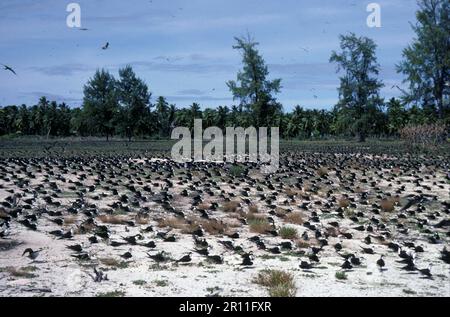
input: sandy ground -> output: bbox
[0,153,449,297]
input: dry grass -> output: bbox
[0,209,9,218]
[338,196,350,208]
[285,188,298,197]
[248,218,272,234]
[248,205,259,214]
[275,208,289,218]
[98,215,126,225]
[380,197,396,212]
[135,213,150,225]
[295,239,311,249]
[64,216,77,225]
[200,219,227,235]
[157,217,187,230]
[185,217,228,235]
[325,226,339,237]
[196,203,210,211]
[254,270,297,297]
[317,166,329,177]
[222,201,240,213]
[279,226,298,240]
[99,258,128,269]
[284,212,304,225]
[2,266,38,279]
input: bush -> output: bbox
[279,226,298,240]
[400,123,447,149]
[254,270,297,297]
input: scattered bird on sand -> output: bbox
[418,264,433,278]
[241,253,253,266]
[176,253,192,263]
[91,267,108,282]
[377,255,386,271]
[121,250,133,259]
[440,247,450,264]
[67,244,83,253]
[341,259,353,270]
[300,261,313,270]
[22,248,42,260]
[148,251,169,263]
[207,255,224,265]
[1,64,17,75]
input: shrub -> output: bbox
[380,197,396,212]
[222,201,240,213]
[335,271,347,280]
[248,218,272,234]
[400,123,447,149]
[279,226,298,240]
[229,165,245,177]
[254,270,296,297]
[284,212,304,225]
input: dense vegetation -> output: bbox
[0,0,448,141]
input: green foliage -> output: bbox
[330,33,385,142]
[227,34,282,127]
[83,69,119,140]
[397,0,449,118]
[117,65,152,140]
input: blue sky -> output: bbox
[0,0,419,111]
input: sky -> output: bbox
[0,0,419,111]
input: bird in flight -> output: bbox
[300,47,310,53]
[102,42,110,50]
[1,64,17,75]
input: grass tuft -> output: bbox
[254,270,296,297]
[279,226,298,240]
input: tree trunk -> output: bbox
[358,132,366,143]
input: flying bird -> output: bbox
[2,64,17,75]
[102,42,109,50]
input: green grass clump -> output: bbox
[335,271,347,280]
[279,226,298,240]
[254,270,297,297]
[96,290,126,297]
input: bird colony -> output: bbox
[0,142,449,297]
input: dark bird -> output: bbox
[148,251,169,263]
[194,248,209,256]
[207,255,224,264]
[91,267,108,282]
[121,251,133,259]
[22,248,41,260]
[418,264,433,278]
[440,247,450,264]
[71,252,90,261]
[360,247,375,255]
[176,253,192,263]
[377,255,385,271]
[350,255,361,266]
[300,261,313,270]
[1,64,17,75]
[241,253,253,266]
[341,259,353,270]
[67,244,83,253]
[102,42,109,50]
[142,241,157,249]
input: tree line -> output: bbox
[1,0,448,141]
